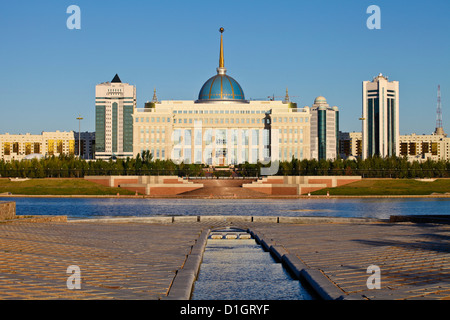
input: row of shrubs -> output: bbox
[1,153,449,179]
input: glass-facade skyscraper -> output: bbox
[310,96,339,160]
[362,74,399,159]
[95,74,136,160]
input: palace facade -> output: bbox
[132,28,311,166]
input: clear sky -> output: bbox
[1,0,449,135]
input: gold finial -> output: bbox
[284,87,290,103]
[152,88,158,103]
[219,27,224,69]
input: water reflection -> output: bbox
[1,197,449,219]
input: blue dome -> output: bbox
[197,74,246,103]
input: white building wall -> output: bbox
[0,131,75,162]
[132,100,310,166]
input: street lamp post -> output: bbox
[76,115,83,158]
[359,116,365,160]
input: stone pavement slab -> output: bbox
[0,222,204,299]
[249,222,450,300]
[0,218,449,300]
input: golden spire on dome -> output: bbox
[219,27,224,68]
[217,27,227,75]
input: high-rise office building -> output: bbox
[95,74,136,159]
[362,73,399,159]
[310,96,339,160]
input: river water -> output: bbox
[1,197,448,219]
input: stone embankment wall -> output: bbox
[0,201,66,222]
[85,176,203,195]
[0,201,16,220]
[243,176,362,195]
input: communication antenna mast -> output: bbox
[435,85,445,135]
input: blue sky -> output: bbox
[0,0,449,135]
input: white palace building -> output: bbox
[133,28,311,166]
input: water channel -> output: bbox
[191,228,315,300]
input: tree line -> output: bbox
[0,152,449,179]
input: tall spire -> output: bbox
[219,27,224,68]
[151,88,158,103]
[284,87,290,103]
[217,27,227,75]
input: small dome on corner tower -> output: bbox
[314,96,327,104]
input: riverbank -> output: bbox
[311,178,450,196]
[1,177,449,198]
[1,193,450,199]
[0,178,135,196]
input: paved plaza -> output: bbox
[0,222,203,299]
[0,217,448,300]
[249,222,450,300]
